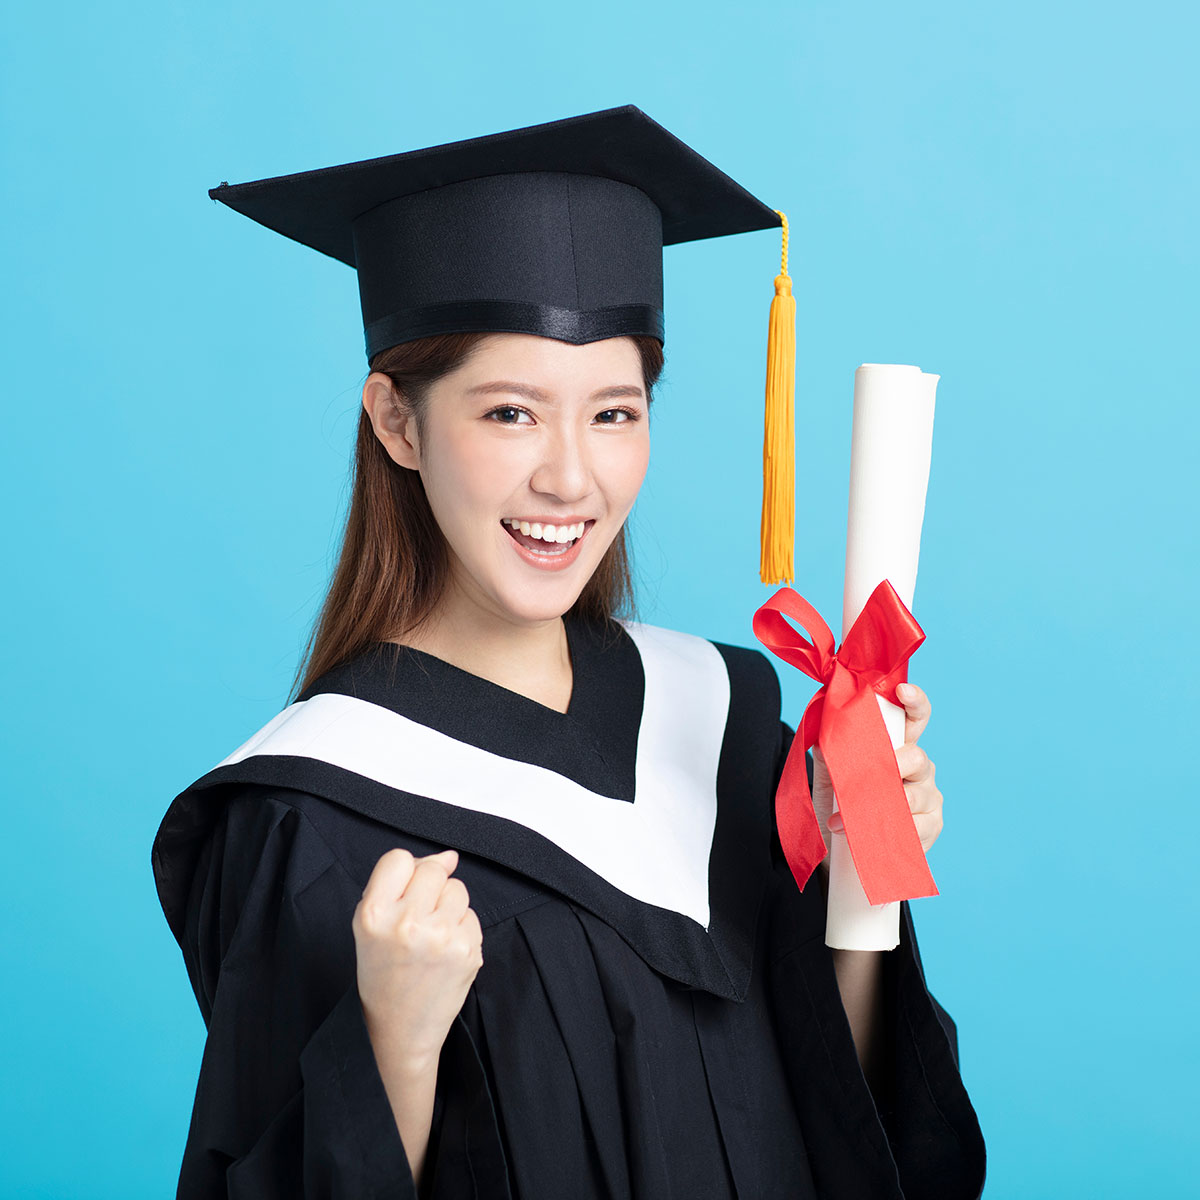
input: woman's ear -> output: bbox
[362,371,421,470]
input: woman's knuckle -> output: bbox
[421,858,452,882]
[397,915,423,943]
[383,847,413,868]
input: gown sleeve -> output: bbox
[171,789,507,1200]
[767,723,987,1200]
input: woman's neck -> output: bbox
[392,598,574,715]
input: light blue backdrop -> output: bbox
[2,2,1195,1196]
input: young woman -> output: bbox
[153,107,986,1199]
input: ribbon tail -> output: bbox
[773,699,828,893]
[821,678,939,904]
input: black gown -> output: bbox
[151,613,986,1199]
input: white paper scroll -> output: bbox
[815,363,939,950]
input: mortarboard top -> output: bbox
[209,104,797,585]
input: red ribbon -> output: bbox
[752,579,939,905]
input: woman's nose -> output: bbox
[529,425,591,502]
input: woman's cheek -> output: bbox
[608,431,650,509]
[431,427,515,507]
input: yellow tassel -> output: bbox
[760,209,795,586]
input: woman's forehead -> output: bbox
[444,333,646,390]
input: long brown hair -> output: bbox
[291,331,665,699]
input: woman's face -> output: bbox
[371,332,651,629]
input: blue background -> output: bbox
[3,2,1196,1196]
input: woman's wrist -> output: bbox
[361,998,445,1080]
[360,995,442,1185]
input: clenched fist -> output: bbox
[353,847,484,1072]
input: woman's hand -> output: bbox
[353,847,484,1071]
[827,681,945,853]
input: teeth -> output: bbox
[502,519,587,543]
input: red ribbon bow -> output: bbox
[752,579,939,905]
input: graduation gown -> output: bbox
[151,614,986,1199]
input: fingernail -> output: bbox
[897,683,915,699]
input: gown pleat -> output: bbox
[470,907,593,1199]
[572,907,707,1200]
[511,902,635,1200]
[691,892,819,1199]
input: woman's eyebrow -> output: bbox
[465,381,645,402]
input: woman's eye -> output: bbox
[594,407,639,425]
[487,405,533,425]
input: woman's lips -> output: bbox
[501,519,593,571]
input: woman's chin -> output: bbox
[496,582,588,625]
[488,559,600,624]
[478,531,611,624]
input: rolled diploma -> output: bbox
[815,363,938,950]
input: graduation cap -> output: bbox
[209,104,796,585]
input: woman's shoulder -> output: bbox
[151,782,332,947]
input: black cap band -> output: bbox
[363,299,664,360]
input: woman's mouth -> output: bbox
[500,518,594,569]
